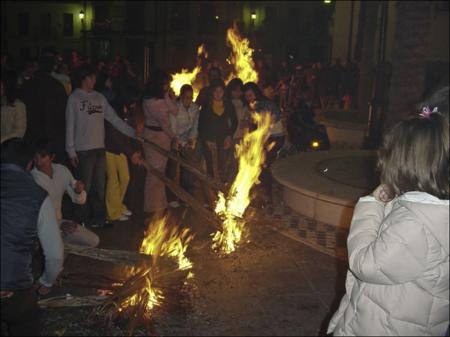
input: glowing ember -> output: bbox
[212,112,272,253]
[170,44,208,100]
[225,24,258,84]
[119,215,194,315]
[118,267,163,315]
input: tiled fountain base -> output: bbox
[262,181,349,260]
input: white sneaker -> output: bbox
[122,209,132,216]
[118,215,129,221]
[169,201,180,208]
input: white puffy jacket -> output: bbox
[328,192,449,336]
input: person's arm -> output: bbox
[228,102,238,137]
[169,107,178,136]
[197,106,210,141]
[11,101,27,139]
[36,197,64,288]
[63,166,86,205]
[164,92,178,116]
[104,98,136,139]
[270,101,282,123]
[347,196,428,285]
[65,97,76,157]
[189,105,200,142]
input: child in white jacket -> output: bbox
[328,107,449,336]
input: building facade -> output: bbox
[2,1,334,72]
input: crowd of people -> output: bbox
[1,49,448,336]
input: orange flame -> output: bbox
[170,44,208,100]
[212,112,272,253]
[225,25,258,84]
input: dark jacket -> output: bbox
[198,100,238,145]
[20,72,67,148]
[1,164,48,291]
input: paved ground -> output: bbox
[39,200,348,336]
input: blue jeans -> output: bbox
[76,149,106,224]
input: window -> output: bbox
[63,13,73,37]
[40,13,52,37]
[2,11,7,33]
[265,6,277,26]
[19,47,30,60]
[288,7,299,32]
[92,39,111,59]
[171,2,190,32]
[197,2,215,34]
[18,12,29,36]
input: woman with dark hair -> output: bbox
[142,69,178,214]
[198,79,237,205]
[1,71,27,143]
[243,81,285,208]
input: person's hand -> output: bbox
[136,154,145,166]
[172,137,181,150]
[168,88,176,100]
[70,155,79,168]
[223,136,232,150]
[74,180,85,194]
[187,139,196,150]
[131,151,143,165]
[372,184,393,203]
[34,282,52,296]
[61,221,78,235]
[206,141,216,150]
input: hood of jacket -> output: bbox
[397,191,449,255]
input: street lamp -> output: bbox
[79,10,85,20]
[324,0,332,3]
[251,12,257,20]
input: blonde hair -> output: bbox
[378,113,449,199]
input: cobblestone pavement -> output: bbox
[40,199,348,336]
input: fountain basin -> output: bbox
[319,110,368,148]
[272,150,377,231]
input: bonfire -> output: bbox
[92,215,194,335]
[225,24,259,84]
[170,44,208,100]
[212,112,272,254]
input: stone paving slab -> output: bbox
[38,203,347,336]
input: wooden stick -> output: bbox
[38,295,107,308]
[40,269,189,308]
[64,243,177,271]
[142,162,222,230]
[142,138,224,191]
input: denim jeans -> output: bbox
[76,149,106,225]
